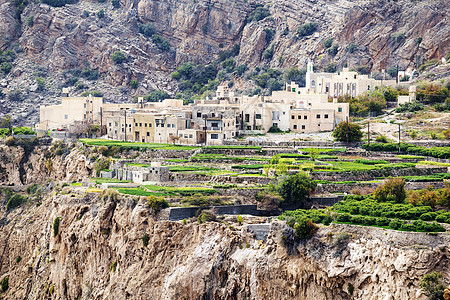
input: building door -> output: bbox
[135,132,139,141]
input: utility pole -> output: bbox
[346,116,349,146]
[398,123,401,153]
[100,107,103,136]
[124,109,127,142]
[367,120,370,148]
[203,114,207,146]
[396,64,399,84]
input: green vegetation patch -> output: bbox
[231,164,266,170]
[143,185,217,196]
[169,165,217,172]
[92,178,133,184]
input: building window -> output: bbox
[298,115,301,119]
[84,104,86,108]
[291,115,295,119]
[293,125,297,129]
[139,123,142,127]
[311,80,315,87]
[304,115,307,119]
[211,134,219,139]
[189,134,193,138]
[64,114,68,119]
[316,114,320,119]
[302,125,305,129]
[246,126,251,130]
[354,75,357,79]
[84,114,86,119]
[172,124,176,128]
[147,132,149,136]
[255,114,261,119]
[145,123,147,127]
[368,85,371,90]
[245,114,250,122]
[135,123,138,126]
[338,107,342,113]
[292,88,296,92]
[212,122,218,128]
[324,114,329,119]
[161,124,164,127]
[272,111,280,120]
[197,112,201,117]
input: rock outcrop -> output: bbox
[0,0,448,125]
[0,190,448,299]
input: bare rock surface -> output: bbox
[0,189,448,299]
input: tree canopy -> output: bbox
[276,172,317,205]
[332,121,363,142]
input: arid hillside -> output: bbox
[0,0,449,125]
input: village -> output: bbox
[35,63,416,145]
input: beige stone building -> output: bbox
[304,62,397,97]
[37,91,103,130]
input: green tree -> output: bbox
[111,51,125,64]
[332,122,363,142]
[276,172,317,205]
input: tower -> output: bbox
[306,61,314,89]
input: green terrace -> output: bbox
[190,153,270,162]
[280,194,449,233]
[79,139,199,151]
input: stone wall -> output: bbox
[315,181,447,194]
[310,166,447,182]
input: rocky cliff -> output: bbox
[0,0,449,125]
[0,190,449,299]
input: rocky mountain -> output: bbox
[0,0,449,125]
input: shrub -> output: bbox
[336,213,351,222]
[297,22,318,37]
[101,188,119,201]
[151,34,170,51]
[41,0,77,7]
[110,261,117,272]
[327,45,338,56]
[139,23,155,37]
[53,217,61,237]
[198,210,216,223]
[111,0,119,8]
[374,177,406,203]
[237,215,243,225]
[324,38,333,49]
[420,212,438,221]
[293,216,318,239]
[147,195,168,212]
[348,43,357,53]
[247,5,270,22]
[0,62,12,74]
[376,217,390,226]
[1,277,8,292]
[142,234,149,247]
[97,9,105,18]
[236,64,248,76]
[130,80,139,89]
[388,218,403,230]
[81,90,103,97]
[111,51,126,64]
[421,272,446,300]
[26,16,34,27]
[400,223,416,231]
[6,193,27,210]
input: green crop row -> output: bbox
[143,185,217,196]
[333,195,450,223]
[363,143,450,159]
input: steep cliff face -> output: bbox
[0,0,449,125]
[0,191,448,299]
[0,144,94,185]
